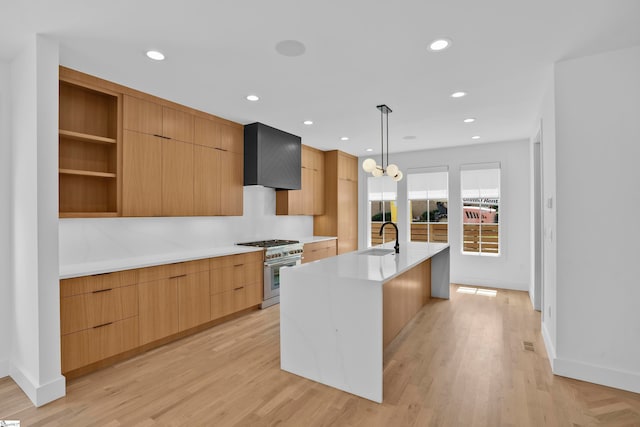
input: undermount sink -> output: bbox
[359,248,395,256]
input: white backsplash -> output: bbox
[59,186,313,266]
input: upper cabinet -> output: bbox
[59,67,243,218]
[58,72,121,217]
[276,145,325,216]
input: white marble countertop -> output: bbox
[291,241,449,283]
[59,235,338,279]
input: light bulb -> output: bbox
[372,167,384,177]
[392,171,403,182]
[362,158,377,173]
[386,164,399,177]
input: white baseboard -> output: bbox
[9,364,66,407]
[541,321,556,371]
[0,358,8,378]
[554,357,640,394]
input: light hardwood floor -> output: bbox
[2,285,639,426]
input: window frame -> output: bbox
[460,164,501,257]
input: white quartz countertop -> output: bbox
[59,235,338,279]
[290,241,449,283]
[297,236,337,244]
[59,245,264,279]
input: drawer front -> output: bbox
[61,284,138,335]
[211,290,234,320]
[61,316,139,373]
[61,269,138,297]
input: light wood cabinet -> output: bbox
[60,270,140,373]
[122,130,162,216]
[162,139,194,216]
[210,252,263,320]
[60,67,244,218]
[61,317,139,374]
[314,151,358,254]
[193,117,243,216]
[123,95,162,135]
[302,239,337,264]
[276,145,325,215]
[58,73,120,217]
[138,278,179,345]
[178,270,211,331]
[61,253,262,376]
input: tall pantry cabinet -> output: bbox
[314,151,359,254]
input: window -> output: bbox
[407,169,448,243]
[368,176,397,247]
[461,164,500,255]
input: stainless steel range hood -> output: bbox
[244,122,301,190]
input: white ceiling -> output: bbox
[2,0,640,157]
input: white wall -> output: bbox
[553,45,640,393]
[0,61,11,378]
[9,35,65,406]
[59,186,313,266]
[532,69,558,365]
[359,139,531,291]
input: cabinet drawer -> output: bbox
[210,251,262,270]
[61,316,139,373]
[303,240,337,264]
[210,283,261,320]
[61,284,138,335]
[61,269,138,297]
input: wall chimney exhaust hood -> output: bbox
[244,122,301,190]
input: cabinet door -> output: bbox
[211,290,234,320]
[123,95,162,135]
[194,116,221,149]
[162,139,194,216]
[138,279,179,345]
[337,178,358,254]
[220,124,244,154]
[301,166,314,215]
[163,107,194,143]
[219,151,243,215]
[123,130,162,216]
[178,271,211,331]
[313,151,325,215]
[194,145,221,215]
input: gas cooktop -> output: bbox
[236,239,300,248]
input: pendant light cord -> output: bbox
[380,107,384,171]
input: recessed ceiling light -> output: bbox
[275,40,306,57]
[340,137,349,141]
[146,50,165,61]
[463,118,476,123]
[429,38,451,51]
[366,148,373,152]
[471,135,481,140]
[303,120,313,125]
[246,95,259,101]
[451,91,467,98]
[402,135,417,140]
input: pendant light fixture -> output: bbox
[362,104,403,181]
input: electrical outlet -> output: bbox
[546,197,553,209]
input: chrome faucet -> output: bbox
[379,221,400,254]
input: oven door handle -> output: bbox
[265,258,300,268]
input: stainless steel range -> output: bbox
[236,239,303,308]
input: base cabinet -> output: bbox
[60,252,262,376]
[138,278,179,345]
[302,239,337,264]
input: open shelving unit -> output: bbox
[59,79,121,217]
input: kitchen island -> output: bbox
[280,241,450,403]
